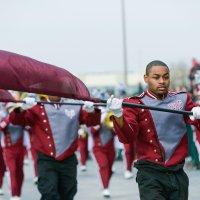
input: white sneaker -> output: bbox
[80,165,87,171]
[0,188,3,195]
[10,196,21,200]
[102,189,110,198]
[124,170,134,179]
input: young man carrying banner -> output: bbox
[7,95,100,200]
[107,60,200,200]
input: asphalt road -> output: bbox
[0,158,199,200]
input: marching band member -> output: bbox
[8,95,100,200]
[78,125,89,171]
[107,60,200,200]
[90,108,115,198]
[123,142,135,179]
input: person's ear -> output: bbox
[144,74,148,84]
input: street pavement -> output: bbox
[0,158,200,200]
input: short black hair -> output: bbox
[146,60,169,75]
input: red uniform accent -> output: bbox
[112,91,200,167]
[91,127,115,189]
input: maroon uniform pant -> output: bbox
[3,145,25,196]
[78,137,88,166]
[124,143,135,171]
[93,142,115,189]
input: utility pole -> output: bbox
[121,0,128,86]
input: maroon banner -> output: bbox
[0,50,90,100]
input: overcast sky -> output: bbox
[0,0,200,75]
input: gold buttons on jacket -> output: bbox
[50,152,53,156]
[155,159,158,162]
[41,112,45,115]
[145,118,148,121]
[141,109,144,112]
[47,136,50,139]
[147,129,150,133]
[45,128,48,131]
[154,149,157,153]
[43,120,47,123]
[49,144,52,147]
[149,140,153,143]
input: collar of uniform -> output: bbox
[146,90,168,100]
[146,90,158,99]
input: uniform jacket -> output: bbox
[112,90,200,167]
[9,103,101,160]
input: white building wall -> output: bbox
[78,72,143,87]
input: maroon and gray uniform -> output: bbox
[113,90,200,166]
[112,90,200,200]
[9,102,100,200]
[9,103,100,160]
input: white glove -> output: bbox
[107,95,123,118]
[22,97,37,110]
[6,102,23,113]
[78,128,85,136]
[83,101,94,113]
[191,107,200,120]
